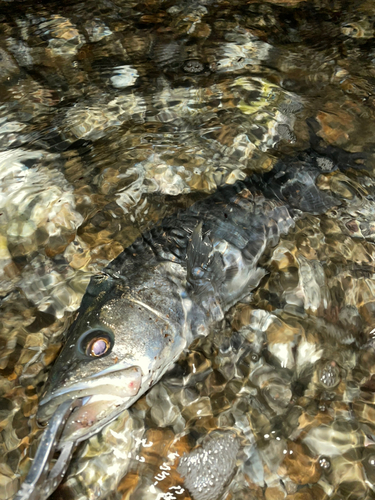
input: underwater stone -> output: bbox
[177,431,240,500]
[318,360,341,388]
[318,456,331,470]
[0,474,18,500]
[362,446,375,484]
[110,65,139,88]
[146,384,180,427]
[184,60,205,73]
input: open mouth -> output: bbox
[37,366,143,442]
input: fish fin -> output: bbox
[186,223,224,322]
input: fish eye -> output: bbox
[87,337,111,357]
[78,329,114,358]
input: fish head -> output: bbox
[37,274,185,443]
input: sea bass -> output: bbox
[16,152,343,499]
[37,181,295,443]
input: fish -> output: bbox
[17,152,344,498]
[36,180,296,445]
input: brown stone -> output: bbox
[141,428,191,466]
[45,231,76,258]
[192,22,211,38]
[43,343,62,366]
[0,474,18,500]
[286,484,326,500]
[265,485,286,500]
[266,317,301,345]
[271,242,298,270]
[21,394,38,417]
[135,428,192,496]
[279,441,321,485]
[17,349,36,365]
[20,362,44,378]
[117,471,140,500]
[69,249,92,270]
[316,105,355,147]
[3,262,20,280]
[24,333,44,349]
[243,477,264,499]
[297,408,333,433]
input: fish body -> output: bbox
[37,180,295,443]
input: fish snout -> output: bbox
[36,366,143,438]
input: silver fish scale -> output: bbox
[106,182,294,281]
[108,182,294,270]
[106,181,295,321]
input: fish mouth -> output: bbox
[37,366,142,443]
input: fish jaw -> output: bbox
[37,366,142,442]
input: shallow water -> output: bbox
[2,0,375,499]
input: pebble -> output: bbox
[177,432,239,500]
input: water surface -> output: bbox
[1,0,375,499]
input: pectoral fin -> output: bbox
[186,223,224,322]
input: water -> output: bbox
[1,0,375,499]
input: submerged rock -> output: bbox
[177,432,240,500]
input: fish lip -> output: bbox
[37,365,142,423]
